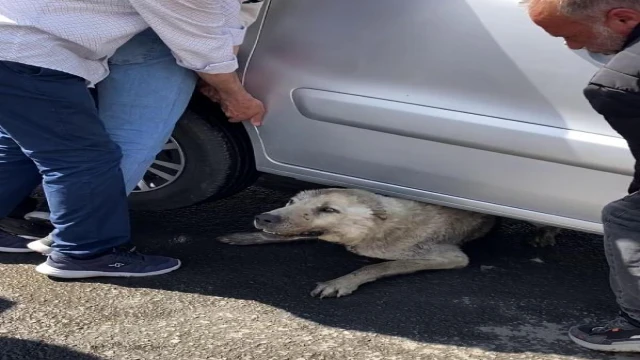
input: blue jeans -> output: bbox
[0,30,197,256]
[0,61,130,257]
[98,29,197,194]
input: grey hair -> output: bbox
[559,0,640,17]
[521,0,640,18]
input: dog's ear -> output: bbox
[371,208,388,221]
[351,190,388,220]
[368,200,387,220]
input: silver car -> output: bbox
[129,0,630,235]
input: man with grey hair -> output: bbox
[525,0,640,353]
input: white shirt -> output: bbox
[0,0,246,86]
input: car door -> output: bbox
[243,0,634,231]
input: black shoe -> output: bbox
[569,313,640,352]
[0,217,52,239]
[0,229,35,253]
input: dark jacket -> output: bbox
[584,26,640,194]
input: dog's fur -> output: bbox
[219,188,560,298]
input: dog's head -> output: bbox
[254,188,388,244]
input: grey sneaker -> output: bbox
[27,234,53,255]
[569,313,640,352]
[35,247,181,279]
[0,229,36,253]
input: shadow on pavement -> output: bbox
[0,298,102,360]
[78,183,615,358]
[0,297,15,314]
[0,337,104,360]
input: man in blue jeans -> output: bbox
[1,0,266,256]
[0,0,265,278]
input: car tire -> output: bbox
[128,95,258,211]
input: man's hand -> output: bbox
[197,71,266,126]
[218,88,265,126]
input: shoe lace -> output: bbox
[591,317,631,334]
[112,246,145,262]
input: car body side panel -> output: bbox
[240,0,633,233]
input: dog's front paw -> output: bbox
[217,233,263,246]
[528,226,561,248]
[528,231,558,248]
[310,279,359,298]
[529,235,556,248]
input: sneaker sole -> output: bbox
[0,246,35,253]
[35,260,182,279]
[27,240,53,255]
[569,332,640,352]
[24,211,51,224]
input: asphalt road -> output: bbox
[0,179,635,360]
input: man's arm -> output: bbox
[584,85,640,193]
[128,0,265,125]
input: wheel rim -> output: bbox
[132,137,186,193]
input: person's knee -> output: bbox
[55,141,123,179]
[90,141,123,166]
[602,195,640,230]
[602,200,620,224]
[92,145,123,178]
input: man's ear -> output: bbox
[606,8,640,35]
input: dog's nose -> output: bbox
[255,213,282,225]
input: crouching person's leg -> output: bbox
[97,28,198,194]
[0,60,180,278]
[569,192,640,352]
[0,126,42,253]
[24,29,198,255]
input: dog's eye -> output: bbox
[319,207,340,214]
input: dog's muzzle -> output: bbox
[254,213,282,228]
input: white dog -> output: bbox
[219,188,559,298]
